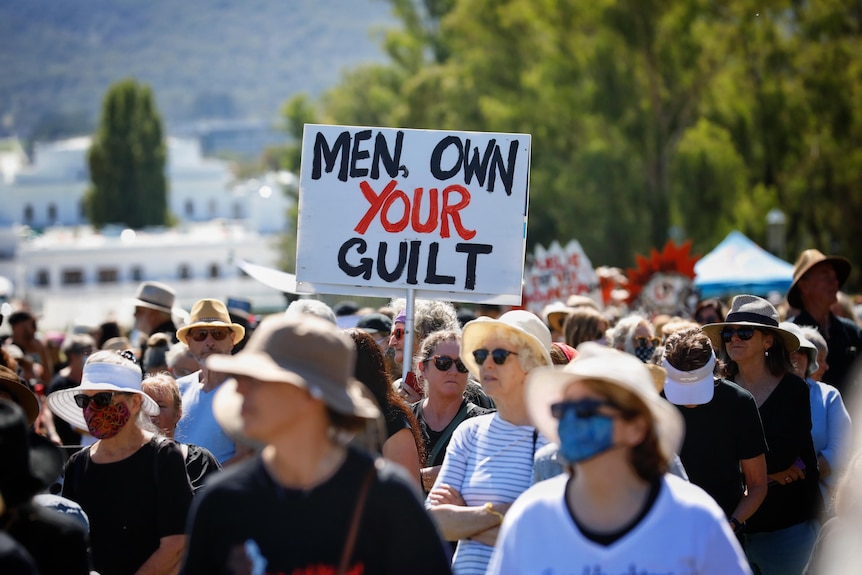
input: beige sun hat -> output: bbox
[701,294,800,353]
[176,299,246,345]
[787,249,851,309]
[526,342,684,462]
[207,314,380,421]
[0,365,40,425]
[460,309,552,378]
[541,301,573,334]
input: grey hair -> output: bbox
[285,299,337,325]
[389,298,459,341]
[797,325,826,377]
[165,342,193,369]
[610,313,653,355]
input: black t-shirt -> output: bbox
[412,399,492,468]
[182,446,453,575]
[5,502,90,575]
[62,437,193,575]
[666,379,767,517]
[791,310,862,394]
[745,373,822,533]
[185,443,222,492]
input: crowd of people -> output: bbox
[0,246,860,574]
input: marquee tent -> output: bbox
[694,231,794,299]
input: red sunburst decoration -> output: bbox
[625,240,700,305]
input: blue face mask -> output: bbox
[556,402,615,464]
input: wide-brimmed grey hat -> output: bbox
[787,249,851,309]
[132,281,177,314]
[702,294,799,353]
[526,342,683,463]
[207,314,380,421]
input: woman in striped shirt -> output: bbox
[426,310,553,575]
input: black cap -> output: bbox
[356,313,392,334]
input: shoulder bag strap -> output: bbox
[427,401,471,467]
[336,458,378,575]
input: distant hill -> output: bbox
[0,0,393,140]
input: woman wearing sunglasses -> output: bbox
[703,295,821,575]
[487,342,749,574]
[426,310,553,575]
[47,350,193,575]
[412,330,492,493]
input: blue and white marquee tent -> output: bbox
[694,231,794,299]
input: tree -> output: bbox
[85,79,168,229]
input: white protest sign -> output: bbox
[522,239,600,314]
[295,124,531,304]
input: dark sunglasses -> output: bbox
[189,328,231,342]
[472,348,518,366]
[74,392,117,409]
[391,327,405,341]
[427,355,469,373]
[550,398,617,420]
[634,336,661,348]
[719,326,757,343]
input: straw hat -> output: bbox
[0,366,40,425]
[787,249,851,309]
[176,299,246,345]
[526,342,683,462]
[208,314,380,421]
[47,356,160,431]
[541,301,572,334]
[701,294,799,353]
[460,310,552,378]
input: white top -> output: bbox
[487,473,752,575]
[426,412,548,575]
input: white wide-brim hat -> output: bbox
[526,342,684,463]
[47,361,159,431]
[779,321,819,373]
[461,310,552,378]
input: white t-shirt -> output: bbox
[426,412,548,575]
[487,473,752,575]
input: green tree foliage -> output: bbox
[85,79,168,229]
[288,0,862,287]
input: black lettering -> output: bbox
[424,242,456,285]
[349,129,372,178]
[312,131,351,182]
[462,138,495,189]
[406,240,422,284]
[456,243,493,290]
[337,238,373,279]
[376,241,408,282]
[487,140,518,195]
[430,136,463,181]
[371,131,405,179]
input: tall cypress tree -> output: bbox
[85,79,168,229]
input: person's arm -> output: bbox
[731,454,767,526]
[427,484,509,541]
[134,534,185,575]
[383,428,422,491]
[818,386,852,481]
[421,465,441,492]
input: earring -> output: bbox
[765,350,769,358]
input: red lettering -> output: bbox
[411,187,438,233]
[355,180,397,234]
[380,189,410,232]
[440,185,476,240]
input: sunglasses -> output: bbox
[550,398,617,420]
[634,336,661,348]
[719,326,757,342]
[189,328,231,342]
[391,327,405,341]
[472,348,518,366]
[74,392,117,409]
[427,355,469,373]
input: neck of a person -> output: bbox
[801,298,833,332]
[422,392,464,431]
[263,430,347,490]
[568,451,651,532]
[490,392,530,426]
[198,367,228,392]
[91,423,152,463]
[735,359,780,390]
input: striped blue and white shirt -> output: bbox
[426,412,548,575]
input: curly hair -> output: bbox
[346,329,426,462]
[389,298,460,341]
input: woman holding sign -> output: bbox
[426,310,552,575]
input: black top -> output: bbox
[665,379,767,517]
[412,399,492,467]
[0,531,38,575]
[5,502,90,575]
[185,443,222,492]
[791,309,862,395]
[744,373,822,533]
[182,446,453,575]
[62,437,193,575]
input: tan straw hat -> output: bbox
[176,299,246,345]
[701,294,799,353]
[0,365,40,425]
[207,314,379,420]
[787,249,851,309]
[461,310,553,378]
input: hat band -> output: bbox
[193,317,229,323]
[724,311,778,327]
[663,353,716,384]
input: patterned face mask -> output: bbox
[634,345,656,363]
[83,400,132,439]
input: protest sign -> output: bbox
[522,239,600,314]
[295,125,531,304]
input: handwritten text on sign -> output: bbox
[296,125,531,302]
